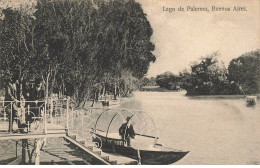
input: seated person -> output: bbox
[119,117,135,146]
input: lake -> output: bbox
[0,91,259,165]
[117,91,260,165]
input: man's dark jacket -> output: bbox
[119,123,135,139]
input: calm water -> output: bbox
[118,91,260,165]
[1,91,259,165]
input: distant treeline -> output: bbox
[138,77,157,89]
[141,50,260,95]
[0,0,156,106]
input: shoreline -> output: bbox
[140,89,260,98]
[187,94,260,99]
[141,87,181,92]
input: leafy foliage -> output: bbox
[228,49,260,94]
[0,0,156,105]
[155,72,180,90]
[138,76,157,89]
[158,50,260,95]
[178,52,229,95]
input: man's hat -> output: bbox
[126,117,131,122]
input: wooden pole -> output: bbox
[21,139,27,164]
[9,102,13,133]
[114,81,117,100]
[35,139,42,165]
[50,98,53,123]
[27,121,30,132]
[4,106,6,121]
[66,99,69,133]
[81,114,83,137]
[44,100,47,134]
[16,141,18,158]
[137,149,141,165]
[72,107,74,126]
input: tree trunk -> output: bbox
[114,81,117,100]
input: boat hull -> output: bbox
[93,134,189,165]
[113,145,189,165]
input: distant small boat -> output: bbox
[246,96,257,106]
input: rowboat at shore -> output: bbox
[91,109,189,165]
[92,130,189,165]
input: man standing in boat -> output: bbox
[119,117,135,147]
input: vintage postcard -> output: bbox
[0,0,259,165]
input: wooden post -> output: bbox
[4,106,6,121]
[35,139,43,165]
[114,81,117,100]
[72,107,74,126]
[27,121,30,132]
[9,102,13,133]
[44,100,47,134]
[66,99,69,133]
[21,139,27,164]
[81,114,83,137]
[50,98,53,123]
[137,149,141,165]
[16,141,18,158]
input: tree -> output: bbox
[155,71,180,90]
[0,2,37,100]
[228,49,260,94]
[0,0,156,106]
[138,76,157,89]
[180,52,229,95]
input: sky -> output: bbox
[136,0,260,77]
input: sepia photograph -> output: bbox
[0,0,259,165]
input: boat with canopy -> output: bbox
[91,109,189,165]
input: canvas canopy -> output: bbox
[92,109,157,145]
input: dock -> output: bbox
[0,99,138,165]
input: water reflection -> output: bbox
[117,92,260,165]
